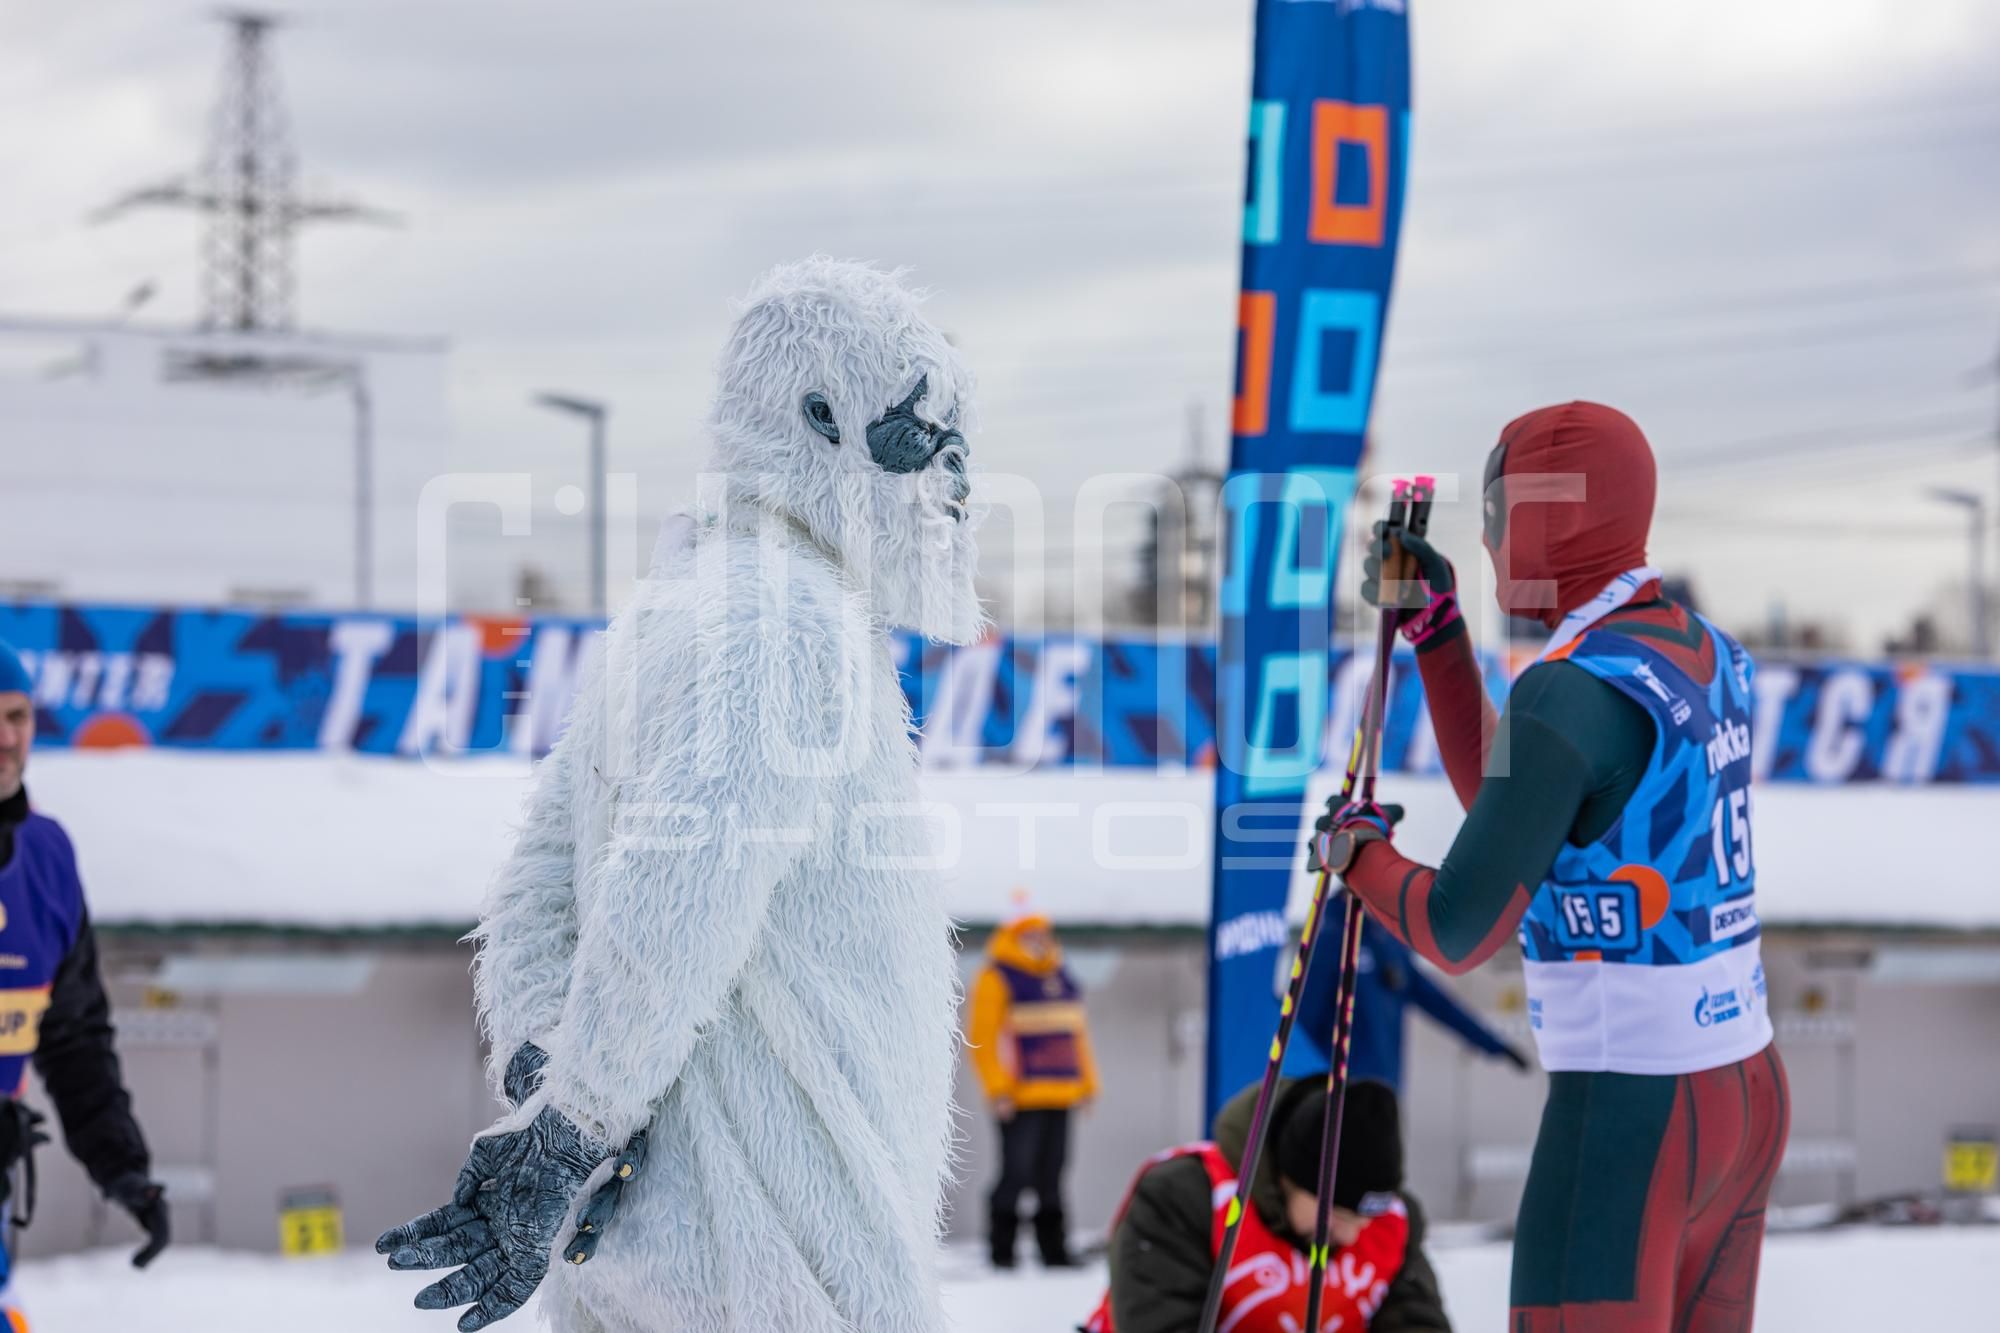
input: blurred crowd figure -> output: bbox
[0,643,169,1330]
[966,911,1099,1270]
[1283,913,1530,1091]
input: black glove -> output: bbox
[0,1103,49,1171]
[1305,800,1404,874]
[107,1171,170,1269]
[1312,800,1404,836]
[1360,522,1464,650]
[378,1106,613,1331]
[1360,520,1453,612]
[0,1103,49,1224]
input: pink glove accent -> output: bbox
[1400,589,1461,648]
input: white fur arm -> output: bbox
[538,576,851,1146]
[468,717,583,1097]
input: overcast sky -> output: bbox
[3,0,1998,650]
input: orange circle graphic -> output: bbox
[72,713,151,749]
[1610,864,1672,930]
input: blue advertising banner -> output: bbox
[4,601,1997,788]
[1207,0,1413,1118]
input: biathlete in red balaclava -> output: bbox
[1318,402,1791,1331]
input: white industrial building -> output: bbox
[0,317,451,612]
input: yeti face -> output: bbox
[803,374,971,519]
[708,258,987,645]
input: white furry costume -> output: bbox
[472,259,982,1332]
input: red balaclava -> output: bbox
[1481,401,1656,629]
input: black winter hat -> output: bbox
[1273,1079,1403,1212]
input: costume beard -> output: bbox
[710,430,986,647]
[828,445,986,646]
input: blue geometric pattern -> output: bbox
[1522,618,1763,967]
[0,600,1993,782]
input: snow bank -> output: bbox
[24,751,2000,933]
[13,1231,2000,1332]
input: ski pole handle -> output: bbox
[1408,473,1434,537]
[1380,473,1436,607]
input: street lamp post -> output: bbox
[532,393,608,616]
[350,374,373,610]
[1927,487,1990,658]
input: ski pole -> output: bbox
[1302,477,1433,1333]
[1192,479,1420,1333]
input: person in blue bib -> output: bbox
[1282,913,1529,1092]
[0,644,169,1323]
[1318,405,1789,1331]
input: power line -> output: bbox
[1663,435,1991,494]
[1420,124,1999,191]
[1395,303,1999,377]
[623,102,2000,241]
[1656,510,1964,540]
[971,269,2000,390]
[1671,412,1991,471]
[1396,262,2000,353]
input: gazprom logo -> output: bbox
[1693,986,1744,1028]
[1215,910,1290,961]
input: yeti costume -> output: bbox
[460,259,982,1332]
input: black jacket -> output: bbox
[0,787,149,1190]
[1106,1079,1451,1333]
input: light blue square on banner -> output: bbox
[1244,651,1326,797]
[1268,467,1356,611]
[1244,101,1285,246]
[1289,289,1381,434]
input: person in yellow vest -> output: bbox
[967,912,1099,1270]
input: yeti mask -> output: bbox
[801,374,971,519]
[707,257,986,644]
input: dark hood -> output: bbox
[1483,401,1656,629]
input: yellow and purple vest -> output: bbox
[995,962,1087,1088]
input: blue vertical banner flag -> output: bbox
[1206,0,1412,1118]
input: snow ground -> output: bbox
[12,1228,1999,1330]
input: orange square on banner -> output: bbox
[1234,291,1276,436]
[1310,102,1388,246]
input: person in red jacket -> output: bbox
[1083,1078,1441,1333]
[1314,405,1788,1331]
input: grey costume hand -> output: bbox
[560,1130,647,1266]
[493,1041,643,1264]
[377,1106,609,1331]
